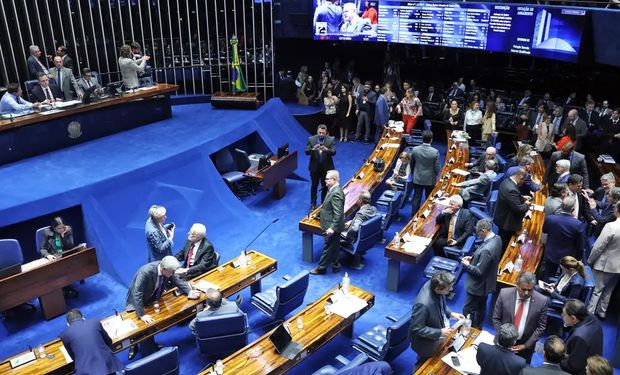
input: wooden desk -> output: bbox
[0,251,277,375]
[496,154,547,287]
[384,139,469,291]
[299,128,404,262]
[414,328,482,375]
[0,84,178,165]
[245,150,298,199]
[0,338,73,375]
[198,285,375,375]
[587,154,620,185]
[0,247,100,320]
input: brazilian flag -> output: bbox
[230,36,247,93]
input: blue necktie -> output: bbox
[154,275,164,300]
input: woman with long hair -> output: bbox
[481,102,496,142]
[396,88,422,134]
[337,84,353,142]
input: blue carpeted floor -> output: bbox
[1,100,618,374]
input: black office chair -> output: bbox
[213,148,253,197]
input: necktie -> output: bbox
[57,69,62,90]
[448,213,457,241]
[45,87,53,102]
[154,275,164,300]
[428,93,432,101]
[186,243,197,267]
[514,299,525,328]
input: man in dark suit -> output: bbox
[446,81,464,100]
[174,223,217,280]
[425,85,442,103]
[519,335,569,375]
[60,308,123,375]
[542,196,585,280]
[476,323,526,375]
[306,124,336,209]
[600,108,620,159]
[563,110,587,152]
[566,174,595,225]
[188,288,240,335]
[30,72,62,103]
[560,300,603,375]
[56,45,75,72]
[466,146,498,172]
[581,101,600,135]
[125,256,196,359]
[588,187,620,237]
[410,130,441,215]
[543,142,589,190]
[27,45,49,79]
[493,272,548,363]
[311,169,345,275]
[588,172,615,209]
[432,195,474,257]
[50,56,82,101]
[409,271,465,369]
[342,190,377,243]
[462,219,502,328]
[494,167,532,252]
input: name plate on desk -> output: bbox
[9,351,36,368]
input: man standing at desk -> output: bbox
[494,167,531,252]
[410,130,440,215]
[0,83,42,114]
[26,45,49,79]
[306,124,336,209]
[311,169,344,275]
[50,56,83,101]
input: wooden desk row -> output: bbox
[414,328,483,375]
[384,139,470,291]
[198,285,375,375]
[0,250,277,375]
[299,127,404,262]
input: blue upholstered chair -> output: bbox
[468,174,503,212]
[376,190,403,231]
[35,226,48,254]
[194,311,248,357]
[547,266,595,321]
[424,256,463,282]
[123,346,179,375]
[312,353,369,375]
[24,80,38,102]
[342,215,383,270]
[443,235,476,259]
[251,271,310,320]
[351,313,411,362]
[0,239,35,313]
[213,148,252,197]
[469,132,501,159]
[469,207,499,234]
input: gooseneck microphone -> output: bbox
[243,218,279,253]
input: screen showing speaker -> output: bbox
[312,1,586,62]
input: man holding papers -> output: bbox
[409,271,465,370]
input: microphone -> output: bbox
[243,218,279,253]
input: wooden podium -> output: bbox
[210,91,263,109]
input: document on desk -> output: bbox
[54,100,81,108]
[402,235,432,254]
[441,346,480,374]
[193,280,220,292]
[20,258,50,272]
[40,109,65,115]
[382,143,401,149]
[59,345,73,363]
[532,204,544,212]
[102,315,137,339]
[452,168,470,177]
[329,294,368,319]
[473,330,495,346]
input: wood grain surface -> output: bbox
[414,328,482,375]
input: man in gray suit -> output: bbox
[189,288,240,335]
[543,142,589,190]
[342,189,377,243]
[125,256,197,359]
[493,272,548,363]
[76,68,102,92]
[50,56,82,101]
[462,219,502,328]
[520,335,570,374]
[563,109,588,152]
[455,159,497,203]
[311,169,345,274]
[410,130,441,215]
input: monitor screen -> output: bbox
[268,324,292,353]
[277,143,289,159]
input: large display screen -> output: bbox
[312,1,586,62]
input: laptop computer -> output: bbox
[268,323,302,359]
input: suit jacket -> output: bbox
[145,217,173,262]
[27,55,47,79]
[346,204,378,242]
[175,237,217,280]
[590,202,616,236]
[320,185,345,232]
[409,280,452,358]
[477,342,526,375]
[493,287,548,349]
[563,118,587,151]
[39,226,75,257]
[50,66,82,100]
[588,219,620,273]
[425,91,442,103]
[494,178,530,232]
[305,135,336,173]
[560,315,603,375]
[77,76,101,92]
[188,299,240,335]
[30,84,63,102]
[60,319,123,375]
[543,151,589,189]
[460,170,496,201]
[548,272,584,304]
[580,110,600,131]
[119,56,146,89]
[125,262,190,317]
[464,234,502,296]
[542,213,585,263]
[410,143,440,186]
[62,54,75,71]
[435,208,475,245]
[374,94,390,126]
[519,363,570,375]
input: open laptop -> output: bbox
[268,323,302,359]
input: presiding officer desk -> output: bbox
[0,246,99,320]
[198,284,374,375]
[384,138,469,291]
[299,127,404,262]
[0,83,178,165]
[244,150,299,199]
[0,250,276,375]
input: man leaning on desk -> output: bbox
[0,82,43,115]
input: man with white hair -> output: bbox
[563,109,587,151]
[466,146,497,172]
[432,195,474,257]
[555,159,571,184]
[174,223,218,280]
[145,204,174,262]
[340,2,373,35]
[588,172,616,209]
[26,44,49,79]
[543,141,589,190]
[125,255,197,359]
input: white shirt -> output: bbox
[555,273,575,294]
[514,294,531,339]
[187,241,199,266]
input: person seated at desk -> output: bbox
[118,44,150,90]
[0,82,43,114]
[76,68,102,92]
[506,156,540,196]
[432,195,474,257]
[125,256,197,359]
[476,323,526,375]
[189,288,241,336]
[40,216,74,260]
[465,146,497,172]
[174,223,218,280]
[385,151,410,190]
[50,56,83,101]
[454,159,497,204]
[30,72,63,104]
[537,256,585,305]
[341,190,377,244]
[60,308,123,375]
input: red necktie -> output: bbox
[186,243,197,267]
[514,299,525,328]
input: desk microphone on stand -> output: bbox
[243,218,279,254]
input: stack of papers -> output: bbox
[102,315,137,339]
[598,154,616,164]
[401,235,432,254]
[59,346,73,363]
[21,258,50,272]
[55,100,81,108]
[328,293,368,319]
[194,280,220,292]
[452,168,470,177]
[440,330,494,375]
